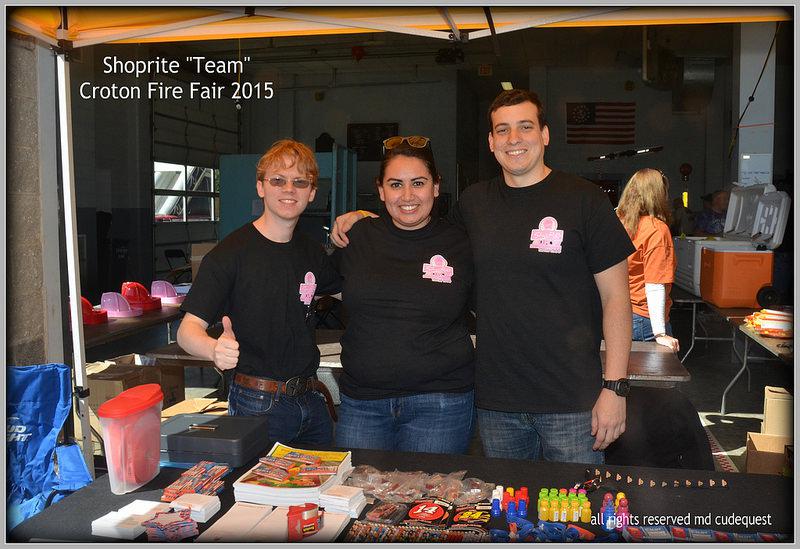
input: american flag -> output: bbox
[566,102,636,145]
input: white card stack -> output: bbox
[91,511,148,540]
[117,500,172,518]
[169,493,221,522]
[195,502,274,543]
[319,484,367,518]
[91,500,172,539]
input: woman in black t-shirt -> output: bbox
[333,137,476,454]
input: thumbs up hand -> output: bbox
[214,315,239,370]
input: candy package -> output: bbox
[365,502,409,525]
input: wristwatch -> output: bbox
[602,378,631,397]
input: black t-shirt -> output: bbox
[181,223,341,380]
[452,171,635,413]
[333,215,475,399]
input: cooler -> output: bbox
[674,184,790,298]
[700,248,774,308]
[97,383,164,495]
[160,413,270,467]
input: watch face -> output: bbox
[617,380,631,396]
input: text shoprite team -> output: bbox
[178,88,679,465]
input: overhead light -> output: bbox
[500,81,513,90]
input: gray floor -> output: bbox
[169,304,793,473]
[668,305,792,472]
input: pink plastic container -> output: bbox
[150,280,185,306]
[97,384,163,494]
[101,292,143,318]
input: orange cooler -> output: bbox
[700,248,774,308]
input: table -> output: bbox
[720,324,794,415]
[670,286,753,364]
[8,448,793,542]
[610,342,690,387]
[83,307,184,350]
[146,331,689,389]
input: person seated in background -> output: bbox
[332,136,476,454]
[693,189,730,236]
[177,139,340,446]
[670,197,694,236]
[616,168,680,351]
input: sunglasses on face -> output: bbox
[382,135,430,153]
[265,176,313,189]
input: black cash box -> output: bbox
[160,413,269,467]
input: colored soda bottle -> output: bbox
[616,501,629,532]
[539,500,549,521]
[559,500,569,522]
[570,500,581,522]
[550,500,560,522]
[580,501,592,523]
[559,488,567,497]
[602,503,616,532]
[615,491,626,511]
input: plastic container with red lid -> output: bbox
[97,384,163,494]
[121,281,162,312]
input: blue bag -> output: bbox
[6,363,92,530]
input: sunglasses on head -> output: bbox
[382,135,430,153]
[265,175,313,189]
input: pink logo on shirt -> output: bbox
[530,216,564,253]
[422,254,454,283]
[299,272,317,305]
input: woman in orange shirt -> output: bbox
[617,169,680,351]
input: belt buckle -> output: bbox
[284,376,305,397]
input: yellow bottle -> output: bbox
[550,500,560,522]
[559,500,569,522]
[570,500,581,522]
[580,501,592,523]
[539,500,549,521]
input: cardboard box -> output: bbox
[745,432,792,475]
[191,242,217,281]
[86,354,186,412]
[762,386,793,437]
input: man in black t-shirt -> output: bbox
[178,139,340,447]
[332,90,634,464]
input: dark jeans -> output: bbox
[228,381,333,446]
[335,391,475,454]
[477,408,603,464]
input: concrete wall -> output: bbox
[7,35,64,365]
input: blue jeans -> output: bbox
[228,382,333,446]
[335,391,475,454]
[477,408,603,464]
[632,313,673,341]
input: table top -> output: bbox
[83,306,184,349]
[9,448,793,542]
[147,331,688,384]
[739,324,794,363]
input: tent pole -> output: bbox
[56,52,94,477]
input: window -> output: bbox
[153,162,219,223]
